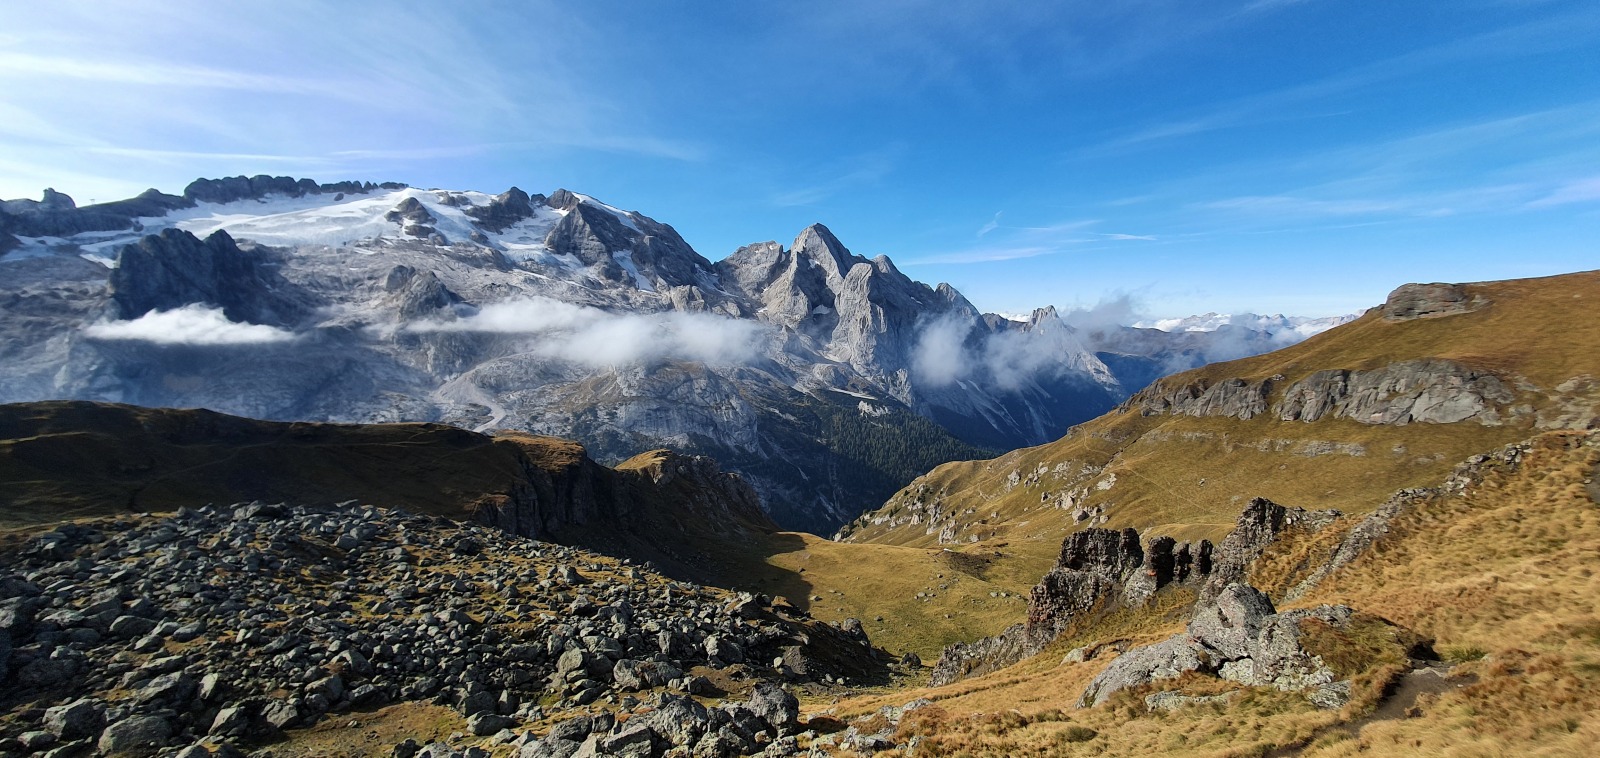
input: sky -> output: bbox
[3,0,1598,318]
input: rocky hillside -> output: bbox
[0,502,891,757]
[0,177,1332,533]
[0,400,775,584]
[836,271,1600,607]
[807,428,1600,756]
[0,400,1048,662]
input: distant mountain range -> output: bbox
[0,176,1347,532]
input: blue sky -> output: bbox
[3,0,1597,318]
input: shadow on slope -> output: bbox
[0,400,1023,659]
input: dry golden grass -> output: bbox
[813,431,1600,756]
[728,532,1035,661]
[836,271,1600,655]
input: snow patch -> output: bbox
[610,251,655,292]
[489,205,567,262]
[574,193,641,233]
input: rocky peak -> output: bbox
[40,188,76,212]
[547,188,580,211]
[544,202,632,270]
[385,196,434,225]
[463,187,540,233]
[791,224,862,283]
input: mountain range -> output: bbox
[3,269,1597,758]
[0,176,1344,532]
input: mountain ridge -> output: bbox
[1,176,1344,533]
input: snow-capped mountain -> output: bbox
[1135,312,1356,338]
[0,176,1357,531]
[0,176,1140,532]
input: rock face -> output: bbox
[1276,359,1515,426]
[1134,358,1516,427]
[0,503,884,756]
[1079,583,1354,708]
[1135,376,1277,420]
[1380,282,1488,321]
[108,228,308,324]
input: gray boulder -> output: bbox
[97,715,172,754]
[1079,583,1354,708]
[1079,636,1208,707]
[745,683,799,734]
[43,697,103,740]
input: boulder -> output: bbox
[1079,583,1356,708]
[97,715,172,754]
[745,682,800,733]
[43,698,103,740]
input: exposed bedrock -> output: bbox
[1079,583,1359,708]
[1380,282,1488,321]
[1134,358,1515,426]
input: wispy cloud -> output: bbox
[771,147,902,206]
[84,305,297,346]
[977,212,1002,237]
[407,296,768,368]
[0,0,704,200]
[1526,176,1600,208]
[0,52,355,97]
[908,218,1155,264]
[1074,9,1600,158]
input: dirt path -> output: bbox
[1266,663,1474,757]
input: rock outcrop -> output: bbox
[1135,376,1277,420]
[1134,358,1515,427]
[932,496,1339,687]
[1276,359,1515,426]
[1201,497,1339,602]
[462,187,542,233]
[931,527,1215,685]
[1380,282,1488,321]
[107,228,309,325]
[1079,583,1355,708]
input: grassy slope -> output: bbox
[813,430,1600,757]
[833,271,1600,627]
[0,400,546,526]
